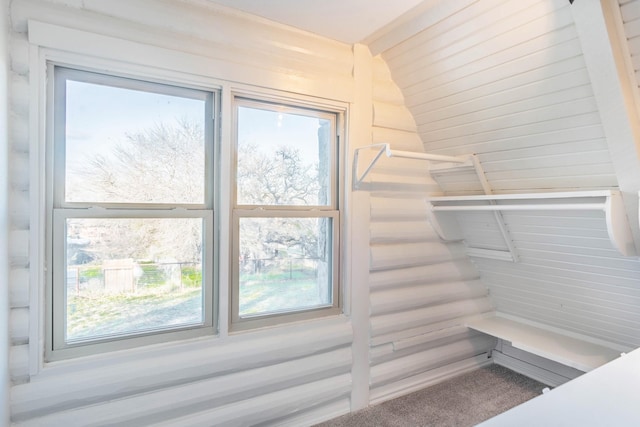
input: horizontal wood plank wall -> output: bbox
[10,0,354,101]
[381,0,640,352]
[11,319,354,426]
[1,0,9,424]
[384,0,618,194]
[8,1,354,425]
[368,57,494,404]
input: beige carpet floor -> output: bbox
[315,364,548,427]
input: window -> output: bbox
[231,97,341,329]
[48,66,215,359]
[47,66,343,358]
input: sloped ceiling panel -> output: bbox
[379,0,640,349]
[383,0,618,193]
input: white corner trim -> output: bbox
[347,43,374,412]
[28,43,46,376]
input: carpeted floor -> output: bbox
[315,364,548,427]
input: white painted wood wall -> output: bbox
[384,0,618,192]
[7,0,640,424]
[366,58,494,404]
[8,1,357,425]
[1,0,11,424]
[380,0,640,353]
[5,1,502,424]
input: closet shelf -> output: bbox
[427,190,636,257]
[351,146,636,259]
[429,190,618,203]
[352,143,469,189]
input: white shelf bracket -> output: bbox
[353,144,387,190]
[426,154,519,262]
[469,154,519,263]
[352,143,467,190]
[427,190,636,258]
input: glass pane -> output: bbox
[238,217,333,317]
[64,217,204,343]
[236,105,332,206]
[64,79,206,204]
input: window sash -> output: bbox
[230,210,340,330]
[52,66,215,210]
[233,97,339,210]
[48,65,217,361]
[230,96,342,329]
[50,208,214,358]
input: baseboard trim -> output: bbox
[370,353,492,405]
[492,351,576,388]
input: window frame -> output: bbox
[46,65,218,361]
[230,95,343,331]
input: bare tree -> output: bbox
[69,119,205,264]
[236,142,320,206]
[70,120,323,268]
[75,119,205,205]
[237,141,323,270]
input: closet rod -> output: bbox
[431,203,606,212]
[386,148,467,163]
[353,143,468,189]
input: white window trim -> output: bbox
[51,66,216,210]
[45,65,218,361]
[49,208,215,360]
[230,96,344,331]
[230,210,342,331]
[27,22,351,373]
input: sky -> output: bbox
[65,80,329,173]
[237,105,328,165]
[65,80,206,166]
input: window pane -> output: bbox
[64,217,204,343]
[236,106,332,206]
[64,79,206,204]
[238,217,333,317]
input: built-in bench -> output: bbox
[466,315,622,373]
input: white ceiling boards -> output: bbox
[205,0,424,43]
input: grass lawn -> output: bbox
[239,277,323,316]
[67,287,203,340]
[67,275,324,340]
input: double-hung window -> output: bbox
[231,97,341,329]
[48,66,215,359]
[47,65,343,358]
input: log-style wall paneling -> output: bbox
[7,1,355,424]
[1,0,9,420]
[367,57,493,402]
[7,26,30,389]
[14,345,352,425]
